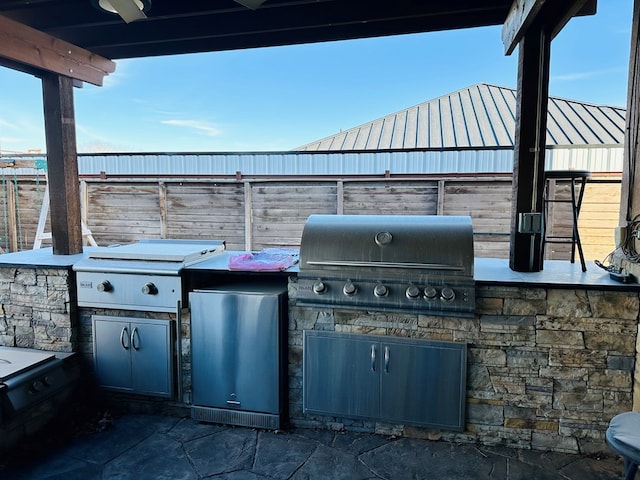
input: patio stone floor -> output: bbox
[0,413,628,479]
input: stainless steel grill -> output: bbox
[0,347,78,449]
[297,215,475,316]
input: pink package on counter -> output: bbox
[228,248,299,271]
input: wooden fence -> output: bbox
[0,172,621,263]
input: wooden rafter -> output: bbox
[0,14,115,86]
[502,0,596,55]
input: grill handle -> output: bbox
[384,346,390,374]
[131,327,140,350]
[306,260,465,271]
[370,344,376,372]
[120,326,130,350]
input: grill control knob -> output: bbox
[405,285,421,299]
[424,286,438,299]
[30,380,45,394]
[343,282,357,296]
[441,287,456,301]
[375,231,393,246]
[313,281,327,294]
[142,282,158,295]
[97,280,112,292]
[374,284,389,297]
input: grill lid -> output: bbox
[300,215,474,277]
[0,347,57,382]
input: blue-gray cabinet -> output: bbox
[92,315,173,397]
[303,331,467,431]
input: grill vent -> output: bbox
[191,406,281,430]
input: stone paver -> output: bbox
[0,414,627,480]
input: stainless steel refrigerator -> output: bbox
[189,283,287,429]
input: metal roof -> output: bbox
[296,83,626,151]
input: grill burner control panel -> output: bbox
[297,277,475,316]
[76,272,182,312]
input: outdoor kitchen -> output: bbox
[0,1,639,477]
[0,213,636,457]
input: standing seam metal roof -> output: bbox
[295,83,625,151]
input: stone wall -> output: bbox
[0,267,75,352]
[287,278,639,454]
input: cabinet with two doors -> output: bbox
[303,330,467,431]
[92,315,174,398]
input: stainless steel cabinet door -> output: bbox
[130,321,171,396]
[303,332,380,419]
[190,291,281,413]
[93,318,132,391]
[380,339,466,430]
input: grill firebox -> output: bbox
[297,215,475,316]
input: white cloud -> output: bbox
[552,67,625,82]
[161,119,222,137]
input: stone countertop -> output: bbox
[184,250,299,274]
[0,247,84,268]
[0,248,635,290]
[474,257,638,290]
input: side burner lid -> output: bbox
[85,239,225,264]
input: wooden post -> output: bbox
[509,20,550,272]
[159,182,168,238]
[620,0,640,225]
[437,179,446,215]
[244,181,252,251]
[5,178,17,251]
[42,73,83,255]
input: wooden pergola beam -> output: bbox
[0,14,115,86]
[503,0,596,55]
[505,0,595,271]
[0,15,115,254]
[620,0,640,225]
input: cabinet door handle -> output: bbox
[131,327,140,350]
[120,326,130,350]
[384,346,390,374]
[370,344,376,372]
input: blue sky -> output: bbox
[0,0,633,154]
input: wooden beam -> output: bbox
[0,14,115,86]
[509,20,551,272]
[502,0,546,56]
[620,0,640,226]
[42,73,83,255]
[503,0,594,55]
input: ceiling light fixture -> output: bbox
[233,0,267,10]
[93,0,151,23]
